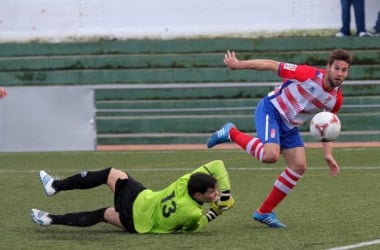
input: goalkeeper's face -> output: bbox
[195,187,219,203]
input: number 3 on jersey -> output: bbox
[161,190,176,217]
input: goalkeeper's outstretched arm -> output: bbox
[191,160,232,191]
[192,160,235,221]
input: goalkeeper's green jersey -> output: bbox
[132,160,231,233]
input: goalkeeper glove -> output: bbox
[205,194,235,222]
[206,203,222,222]
[216,195,235,212]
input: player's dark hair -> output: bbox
[187,173,217,197]
[328,49,353,66]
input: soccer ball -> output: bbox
[309,111,341,141]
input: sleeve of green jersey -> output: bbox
[181,212,209,233]
[191,160,231,191]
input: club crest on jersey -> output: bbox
[283,63,297,71]
[271,128,276,138]
[307,86,315,92]
[323,96,333,104]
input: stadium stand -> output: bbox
[0,37,379,144]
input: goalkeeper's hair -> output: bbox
[187,173,217,197]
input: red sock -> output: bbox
[230,127,264,161]
[258,167,302,213]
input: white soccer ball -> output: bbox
[309,111,341,141]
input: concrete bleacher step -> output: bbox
[0,51,378,71]
[97,131,380,145]
[0,37,379,57]
[0,37,379,86]
[1,66,379,85]
[94,83,380,104]
[96,112,380,133]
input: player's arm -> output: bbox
[322,141,340,176]
[181,206,228,233]
[179,198,234,233]
[191,160,231,191]
[180,214,208,233]
[0,87,7,98]
[192,160,235,211]
[224,50,280,72]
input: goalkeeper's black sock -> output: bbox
[53,168,111,191]
[220,190,231,201]
[50,208,107,227]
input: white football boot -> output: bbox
[31,209,52,226]
[39,170,57,196]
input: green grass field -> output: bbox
[1,147,380,250]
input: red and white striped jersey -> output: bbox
[268,62,343,128]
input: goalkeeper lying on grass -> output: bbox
[31,160,234,233]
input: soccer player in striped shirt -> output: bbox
[31,160,234,233]
[207,49,352,228]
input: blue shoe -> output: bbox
[253,210,286,228]
[207,122,235,148]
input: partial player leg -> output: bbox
[352,0,366,34]
[106,168,129,192]
[39,168,112,196]
[339,0,352,35]
[31,208,108,227]
[256,165,303,213]
[253,147,306,227]
[228,98,281,163]
[206,99,281,163]
[206,122,236,148]
[104,207,125,229]
[253,165,302,228]
[228,108,282,162]
[229,127,281,162]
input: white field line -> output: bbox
[327,239,380,250]
[1,166,380,174]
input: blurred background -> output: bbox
[0,0,379,152]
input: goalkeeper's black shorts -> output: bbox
[114,174,146,233]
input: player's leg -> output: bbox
[227,129,280,163]
[253,128,305,228]
[103,207,125,229]
[39,168,112,196]
[339,0,352,36]
[282,146,307,175]
[206,122,236,148]
[230,98,281,163]
[31,207,108,227]
[106,168,129,192]
[375,11,380,33]
[33,169,131,230]
[256,147,305,212]
[352,0,366,34]
[207,99,281,163]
